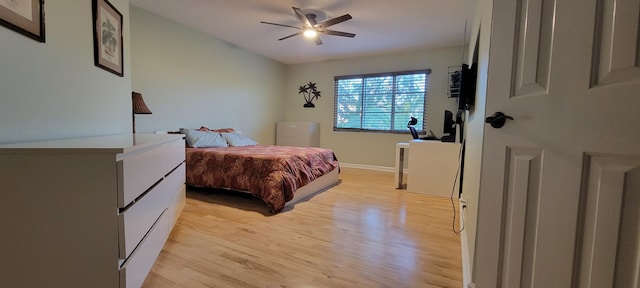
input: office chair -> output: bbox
[407,117,419,139]
[408,117,439,140]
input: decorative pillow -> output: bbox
[221,132,258,147]
[198,126,235,133]
[180,128,228,148]
[211,128,235,133]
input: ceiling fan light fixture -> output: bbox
[261,7,354,45]
[303,29,317,37]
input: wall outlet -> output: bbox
[459,197,468,209]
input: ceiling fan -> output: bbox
[260,7,355,45]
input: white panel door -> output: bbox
[474,0,640,287]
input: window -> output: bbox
[333,69,430,133]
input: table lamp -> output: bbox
[132,92,152,133]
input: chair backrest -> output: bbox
[408,126,419,139]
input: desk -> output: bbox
[395,142,409,188]
[407,140,461,197]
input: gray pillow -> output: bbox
[221,132,258,147]
[180,128,228,148]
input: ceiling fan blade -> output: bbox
[321,29,356,38]
[278,31,303,41]
[292,7,313,28]
[260,21,301,30]
[313,36,323,45]
[316,14,352,29]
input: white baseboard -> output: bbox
[460,198,472,288]
[339,162,399,173]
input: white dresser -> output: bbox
[0,134,186,288]
[276,122,320,147]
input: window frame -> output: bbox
[333,69,431,134]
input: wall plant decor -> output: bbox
[0,0,45,42]
[92,0,123,77]
[298,82,321,108]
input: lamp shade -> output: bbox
[132,92,152,114]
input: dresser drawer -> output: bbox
[168,184,186,228]
[165,163,186,227]
[164,139,186,173]
[119,209,170,288]
[165,162,186,193]
[117,139,185,208]
[118,162,185,259]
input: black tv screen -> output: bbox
[459,63,477,110]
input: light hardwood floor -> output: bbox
[142,167,463,288]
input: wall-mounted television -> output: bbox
[459,63,477,110]
[459,36,479,111]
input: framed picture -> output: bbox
[92,0,123,77]
[0,0,45,42]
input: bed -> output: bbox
[182,128,339,213]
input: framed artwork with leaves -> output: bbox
[0,0,45,42]
[92,0,123,76]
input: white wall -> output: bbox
[0,0,132,144]
[284,47,463,168]
[129,7,286,144]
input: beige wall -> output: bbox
[0,0,463,166]
[0,0,132,144]
[129,7,286,144]
[284,47,464,168]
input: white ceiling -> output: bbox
[129,0,477,65]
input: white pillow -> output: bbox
[221,132,258,147]
[180,128,228,148]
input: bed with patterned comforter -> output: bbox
[186,145,339,213]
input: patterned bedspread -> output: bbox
[186,145,339,212]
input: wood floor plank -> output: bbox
[143,167,463,288]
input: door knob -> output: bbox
[485,112,513,128]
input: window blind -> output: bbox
[333,69,430,133]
